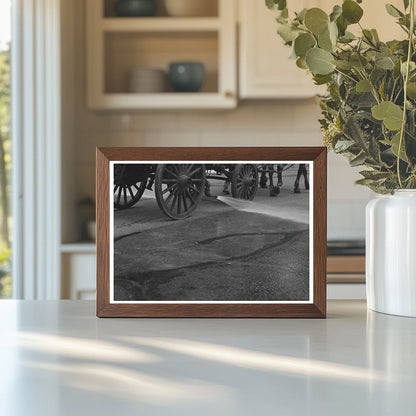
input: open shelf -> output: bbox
[87,0,236,109]
[104,31,218,94]
[91,92,234,109]
[102,17,221,32]
[104,0,219,18]
[61,242,96,254]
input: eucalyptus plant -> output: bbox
[266,0,416,193]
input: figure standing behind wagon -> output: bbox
[259,164,309,196]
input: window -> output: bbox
[0,0,11,298]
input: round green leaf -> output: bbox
[296,57,307,69]
[330,5,342,22]
[407,82,416,99]
[318,29,333,52]
[333,60,352,70]
[317,22,338,52]
[371,101,404,131]
[375,56,395,70]
[328,21,338,43]
[313,74,332,85]
[385,4,403,18]
[277,23,298,43]
[304,8,329,35]
[294,33,316,58]
[350,54,368,70]
[342,0,364,24]
[296,8,307,23]
[388,132,408,162]
[356,79,372,92]
[266,0,287,11]
[306,48,335,75]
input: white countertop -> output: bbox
[0,300,415,415]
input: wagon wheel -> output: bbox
[155,164,206,219]
[113,165,147,210]
[231,164,258,200]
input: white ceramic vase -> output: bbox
[366,190,416,317]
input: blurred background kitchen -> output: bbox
[1,0,404,300]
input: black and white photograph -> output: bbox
[110,162,313,303]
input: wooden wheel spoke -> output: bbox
[165,167,177,177]
[114,175,148,209]
[182,193,188,212]
[186,188,196,204]
[230,165,257,201]
[171,194,178,211]
[188,166,202,177]
[123,187,128,204]
[116,186,122,204]
[177,193,182,214]
[165,190,175,205]
[185,164,194,174]
[162,184,176,195]
[190,184,200,194]
[155,163,205,219]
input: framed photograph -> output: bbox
[96,147,327,318]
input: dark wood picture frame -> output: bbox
[96,147,327,318]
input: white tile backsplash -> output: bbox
[328,199,369,240]
[74,99,370,240]
[64,0,371,243]
[142,130,201,147]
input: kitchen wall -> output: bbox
[61,0,374,243]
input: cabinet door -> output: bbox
[239,0,404,100]
[62,253,96,300]
[239,0,326,99]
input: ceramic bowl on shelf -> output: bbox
[114,0,158,17]
[164,0,218,17]
[128,68,167,93]
[168,62,205,92]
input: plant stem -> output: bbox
[334,68,358,84]
[398,0,415,188]
[359,69,381,104]
[390,79,398,102]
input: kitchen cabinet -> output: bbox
[86,0,237,109]
[238,0,404,99]
[239,0,325,99]
[61,245,96,300]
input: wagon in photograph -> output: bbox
[113,163,259,219]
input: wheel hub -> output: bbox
[243,175,253,186]
[177,174,191,188]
